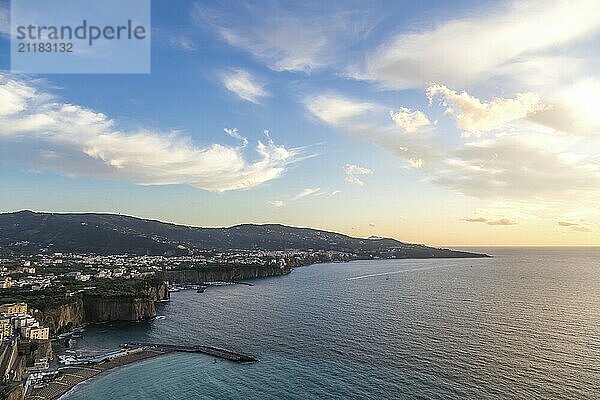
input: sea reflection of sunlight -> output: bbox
[346,264,452,280]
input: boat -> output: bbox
[155,316,166,320]
[197,285,208,293]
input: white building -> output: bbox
[24,327,49,340]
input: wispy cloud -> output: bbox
[292,188,322,200]
[0,74,300,192]
[463,217,518,226]
[169,35,198,51]
[558,221,592,232]
[269,200,285,208]
[195,2,375,72]
[223,128,249,147]
[220,69,268,104]
[344,164,373,186]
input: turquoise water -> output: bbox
[62,248,600,399]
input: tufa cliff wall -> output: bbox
[161,264,292,284]
[82,296,156,322]
[35,297,85,335]
[82,280,169,322]
[38,281,169,334]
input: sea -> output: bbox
[62,247,600,399]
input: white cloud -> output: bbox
[0,80,38,116]
[344,164,373,186]
[292,188,322,200]
[331,190,341,196]
[304,93,441,171]
[361,0,600,89]
[0,74,300,192]
[269,200,285,208]
[305,94,378,126]
[528,78,600,135]
[427,85,543,136]
[223,127,249,147]
[221,69,268,104]
[305,90,600,205]
[432,135,600,199]
[408,158,423,169]
[389,108,430,133]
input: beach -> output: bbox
[27,348,165,400]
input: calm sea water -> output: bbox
[62,248,600,399]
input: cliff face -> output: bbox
[36,297,85,335]
[146,281,170,302]
[83,296,156,321]
[82,280,167,322]
[161,264,291,284]
[35,281,169,333]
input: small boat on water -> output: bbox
[197,285,208,293]
[155,316,166,320]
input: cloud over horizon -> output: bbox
[463,217,518,226]
[558,221,592,232]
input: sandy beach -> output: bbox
[26,349,166,400]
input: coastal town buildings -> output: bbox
[0,302,27,315]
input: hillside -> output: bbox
[0,211,486,258]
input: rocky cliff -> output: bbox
[36,281,170,333]
[82,296,156,322]
[146,280,170,302]
[82,280,169,322]
[35,297,85,335]
[161,264,292,284]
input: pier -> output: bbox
[124,343,258,362]
[25,343,257,399]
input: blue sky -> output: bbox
[1,0,600,245]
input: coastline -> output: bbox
[28,256,490,399]
[28,349,167,400]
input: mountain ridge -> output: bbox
[0,210,487,258]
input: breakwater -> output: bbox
[125,343,258,363]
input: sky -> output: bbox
[1,0,600,246]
